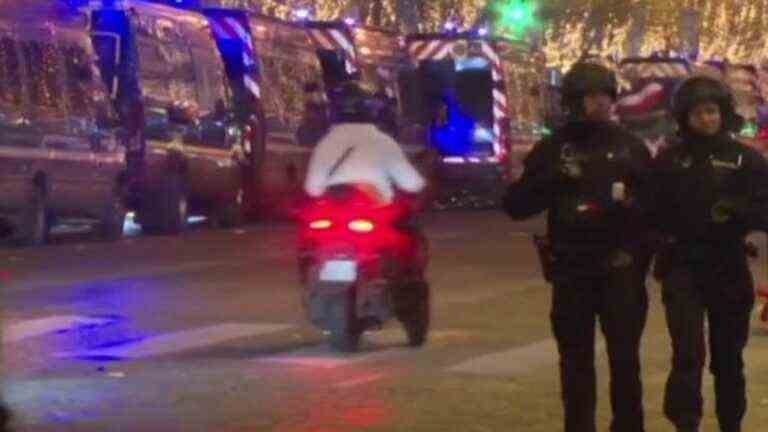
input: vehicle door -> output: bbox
[186,35,241,203]
[60,32,124,216]
[132,19,191,184]
[0,31,40,213]
[254,23,315,212]
[19,27,93,218]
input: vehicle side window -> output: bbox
[136,36,197,108]
[259,55,284,131]
[190,47,228,115]
[0,37,22,107]
[143,106,172,142]
[265,55,319,133]
[21,40,64,110]
[198,118,228,149]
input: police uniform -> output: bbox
[654,77,768,432]
[504,63,653,432]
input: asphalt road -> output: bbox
[2,212,768,432]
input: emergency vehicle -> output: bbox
[245,17,356,217]
[403,32,547,208]
[615,56,691,156]
[352,26,438,189]
[202,10,411,217]
[694,60,768,153]
[0,0,126,245]
[90,0,248,233]
[615,55,768,156]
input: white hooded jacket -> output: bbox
[304,123,426,203]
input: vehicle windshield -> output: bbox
[455,63,493,123]
[402,58,493,124]
[399,58,495,156]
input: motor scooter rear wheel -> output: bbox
[396,281,430,347]
[327,292,363,352]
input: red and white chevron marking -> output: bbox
[307,28,359,74]
[617,82,666,115]
[408,40,452,62]
[482,41,507,158]
[622,62,689,79]
[209,15,261,98]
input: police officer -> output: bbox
[653,76,768,432]
[504,62,653,432]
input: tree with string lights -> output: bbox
[206,0,768,67]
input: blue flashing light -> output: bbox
[431,102,477,156]
[473,126,494,143]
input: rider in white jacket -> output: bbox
[304,83,426,204]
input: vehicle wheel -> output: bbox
[15,186,49,247]
[215,187,245,229]
[327,292,362,353]
[143,175,187,235]
[396,280,430,347]
[101,186,126,241]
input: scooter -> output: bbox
[297,185,430,352]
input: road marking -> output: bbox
[447,338,605,376]
[54,323,294,359]
[258,344,414,369]
[3,315,117,343]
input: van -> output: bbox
[0,0,126,245]
[91,0,247,233]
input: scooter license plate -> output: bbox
[319,260,358,282]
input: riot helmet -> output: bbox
[561,62,618,119]
[329,81,375,123]
[671,76,743,134]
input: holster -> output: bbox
[532,235,554,282]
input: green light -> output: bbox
[493,0,538,39]
[740,121,758,138]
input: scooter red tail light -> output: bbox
[348,219,375,233]
[309,219,333,230]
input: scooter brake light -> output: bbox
[309,219,333,230]
[348,219,375,233]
